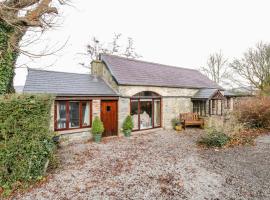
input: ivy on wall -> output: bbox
[0,21,17,95]
[0,94,56,196]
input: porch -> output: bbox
[192,89,226,116]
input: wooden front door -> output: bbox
[101,100,118,137]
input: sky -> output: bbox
[15,0,270,87]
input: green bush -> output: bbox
[91,116,104,135]
[198,127,231,147]
[122,115,134,131]
[0,94,55,196]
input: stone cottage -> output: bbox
[24,54,233,137]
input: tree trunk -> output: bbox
[0,20,25,95]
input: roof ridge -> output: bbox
[100,53,199,72]
[28,68,91,76]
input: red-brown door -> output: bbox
[101,100,118,137]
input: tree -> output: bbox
[82,33,141,68]
[201,51,229,85]
[230,42,270,92]
[0,0,65,94]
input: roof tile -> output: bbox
[101,54,222,89]
[23,68,118,96]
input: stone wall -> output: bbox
[119,85,197,97]
[92,99,101,119]
[118,85,197,130]
[162,97,193,129]
[118,97,130,133]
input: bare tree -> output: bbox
[123,37,140,59]
[230,42,270,92]
[200,51,229,85]
[82,33,141,68]
[0,0,66,94]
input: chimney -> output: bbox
[91,59,104,77]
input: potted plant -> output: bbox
[171,117,182,131]
[122,115,134,137]
[91,116,104,143]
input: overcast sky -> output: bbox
[15,0,270,87]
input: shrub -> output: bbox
[171,117,180,129]
[122,115,134,131]
[91,116,104,135]
[198,127,231,147]
[234,96,270,129]
[0,94,55,196]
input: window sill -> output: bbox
[56,128,91,135]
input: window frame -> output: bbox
[193,100,206,116]
[54,100,92,131]
[130,92,162,131]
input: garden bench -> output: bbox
[180,112,204,129]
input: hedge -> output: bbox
[0,94,56,196]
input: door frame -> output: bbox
[100,100,118,136]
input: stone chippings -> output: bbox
[13,130,270,200]
[199,134,270,200]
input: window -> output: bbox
[193,100,206,116]
[131,100,139,130]
[154,100,161,127]
[69,102,80,128]
[82,102,90,127]
[55,100,91,130]
[130,91,161,131]
[140,99,153,129]
[210,99,222,115]
[225,97,231,109]
[56,101,67,129]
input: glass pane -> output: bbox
[69,102,80,128]
[131,100,139,130]
[154,100,161,127]
[57,101,66,129]
[82,102,90,127]
[140,100,153,129]
[201,102,206,116]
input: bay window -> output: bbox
[130,91,161,131]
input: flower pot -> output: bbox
[52,135,60,143]
[93,134,102,143]
[124,130,131,137]
[175,125,183,131]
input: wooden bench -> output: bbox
[180,113,204,129]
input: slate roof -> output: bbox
[100,54,222,89]
[192,88,219,99]
[23,68,118,96]
[224,91,236,97]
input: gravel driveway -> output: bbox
[13,130,270,200]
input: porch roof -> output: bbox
[192,88,224,100]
